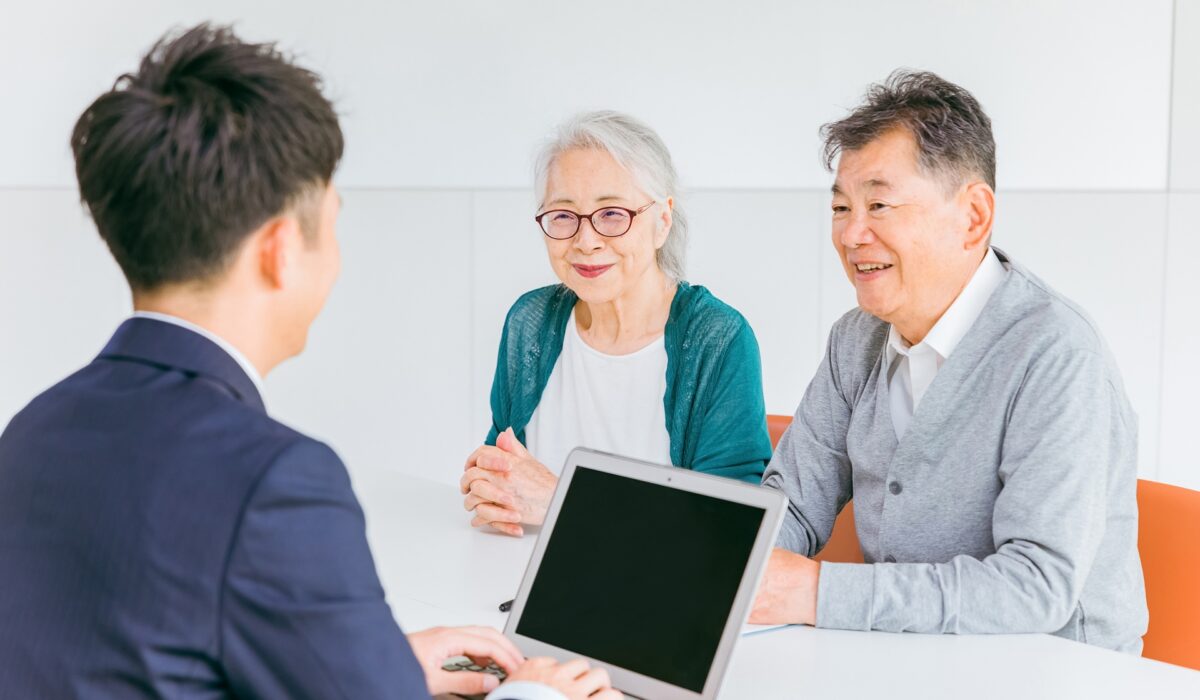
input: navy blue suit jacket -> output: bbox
[0,318,430,698]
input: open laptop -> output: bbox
[503,447,786,700]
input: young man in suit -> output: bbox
[0,23,615,700]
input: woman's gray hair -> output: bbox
[534,110,688,281]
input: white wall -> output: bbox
[2,1,1197,491]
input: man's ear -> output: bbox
[962,181,995,251]
[255,215,304,289]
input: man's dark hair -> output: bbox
[821,69,996,191]
[71,23,344,291]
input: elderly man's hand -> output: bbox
[749,547,821,626]
[460,428,557,537]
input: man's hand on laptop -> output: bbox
[461,428,556,537]
[505,656,622,699]
[409,626,523,695]
[748,548,820,625]
[409,626,620,698]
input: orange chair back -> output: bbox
[1137,479,1200,670]
[767,415,863,563]
[766,414,793,452]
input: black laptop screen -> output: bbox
[515,466,766,693]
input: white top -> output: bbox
[131,311,266,400]
[524,310,673,474]
[883,248,1006,439]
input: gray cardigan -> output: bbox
[763,249,1148,653]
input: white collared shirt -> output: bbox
[131,311,266,400]
[884,248,1006,439]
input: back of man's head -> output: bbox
[71,23,343,293]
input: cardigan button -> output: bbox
[889,481,902,495]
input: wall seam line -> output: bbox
[1154,0,1178,482]
[0,186,1191,195]
[468,190,477,460]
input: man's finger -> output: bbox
[446,634,521,673]
[556,657,590,681]
[429,669,500,696]
[520,656,558,670]
[453,627,523,670]
[572,666,611,696]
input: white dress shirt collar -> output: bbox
[883,248,1007,437]
[131,311,266,399]
[886,247,1007,365]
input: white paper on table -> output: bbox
[741,623,790,636]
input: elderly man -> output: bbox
[752,70,1148,654]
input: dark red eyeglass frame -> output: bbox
[534,202,656,239]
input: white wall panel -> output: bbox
[0,190,129,425]
[0,0,820,189]
[811,1,1173,191]
[1158,194,1200,491]
[995,193,1167,478]
[1171,0,1200,190]
[468,190,558,448]
[687,191,825,414]
[267,190,475,486]
[817,205,860,345]
[0,1,1172,190]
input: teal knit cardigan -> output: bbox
[485,282,771,483]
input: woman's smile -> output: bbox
[571,263,615,279]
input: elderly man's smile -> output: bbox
[852,261,894,281]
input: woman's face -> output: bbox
[539,148,671,305]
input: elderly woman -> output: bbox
[461,111,771,536]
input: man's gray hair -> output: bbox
[534,110,688,281]
[821,69,996,191]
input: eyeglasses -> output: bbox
[535,202,656,240]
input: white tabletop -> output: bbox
[356,472,1200,699]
